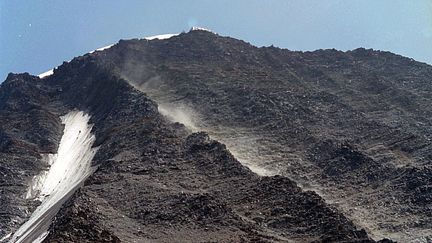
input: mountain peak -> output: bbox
[2,29,431,242]
[190,26,217,34]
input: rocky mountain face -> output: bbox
[1,29,431,242]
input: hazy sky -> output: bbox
[1,0,431,81]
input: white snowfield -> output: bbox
[37,27,213,79]
[0,234,12,242]
[88,44,114,54]
[144,33,178,40]
[37,69,54,79]
[191,26,217,34]
[9,111,98,243]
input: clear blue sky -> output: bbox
[1,0,431,81]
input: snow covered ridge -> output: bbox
[37,28,214,79]
[37,69,54,79]
[88,44,114,54]
[191,26,216,34]
[144,33,178,40]
[9,111,98,243]
[36,33,176,78]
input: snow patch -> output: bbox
[89,44,114,54]
[37,69,53,79]
[191,26,216,34]
[144,33,178,40]
[0,233,12,242]
[10,110,98,243]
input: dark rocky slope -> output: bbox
[0,64,376,242]
[0,73,64,236]
[91,30,431,241]
[1,29,430,242]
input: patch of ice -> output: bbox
[89,44,114,54]
[144,33,178,40]
[37,69,54,79]
[33,232,49,243]
[191,26,216,34]
[10,110,98,243]
[0,233,12,242]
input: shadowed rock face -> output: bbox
[2,29,430,242]
[0,73,64,237]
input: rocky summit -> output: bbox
[1,29,431,242]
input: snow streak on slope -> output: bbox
[37,69,53,78]
[144,33,178,40]
[191,26,217,34]
[89,44,115,54]
[10,111,98,243]
[0,233,12,242]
